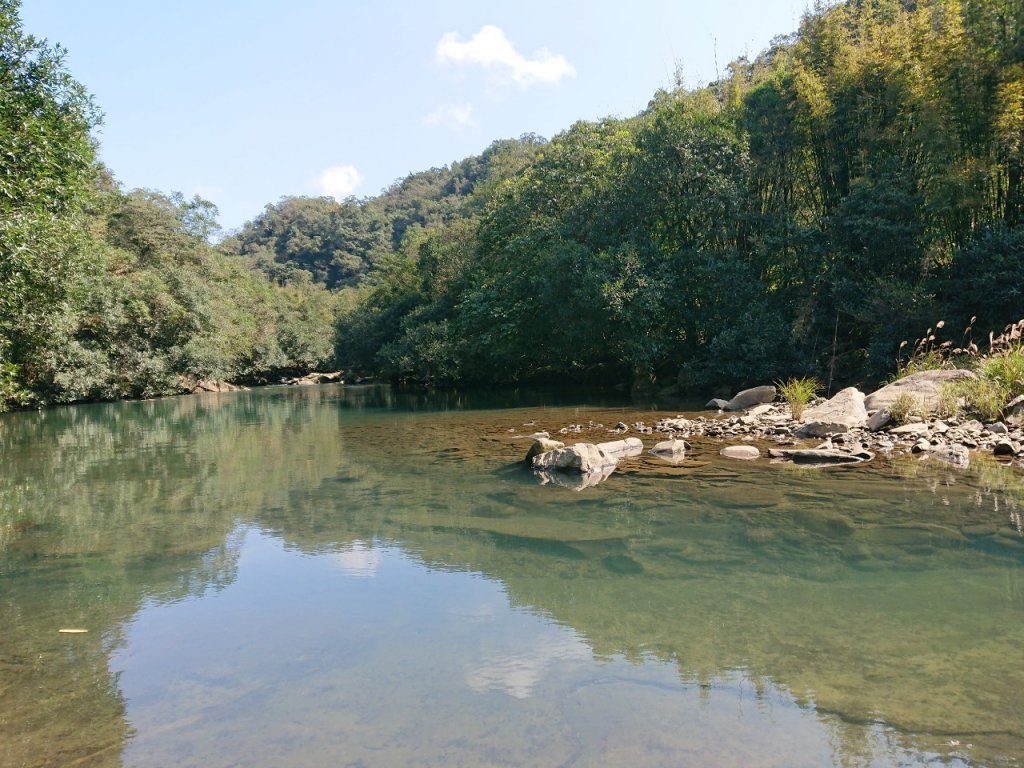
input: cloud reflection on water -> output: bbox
[329,540,382,578]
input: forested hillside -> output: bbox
[327,0,1024,391]
[1,0,1022,408]
[0,0,338,408]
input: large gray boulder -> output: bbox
[796,387,868,436]
[724,385,777,411]
[531,443,616,473]
[864,369,975,413]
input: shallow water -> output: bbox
[1,384,1022,767]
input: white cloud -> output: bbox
[318,164,362,201]
[436,25,576,87]
[424,102,475,128]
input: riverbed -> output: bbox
[1,384,1021,767]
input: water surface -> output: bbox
[1,384,1022,767]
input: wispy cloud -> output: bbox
[318,164,362,201]
[436,25,576,87]
[424,102,475,129]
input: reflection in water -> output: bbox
[0,384,1021,767]
[330,539,382,578]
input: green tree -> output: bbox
[0,0,98,405]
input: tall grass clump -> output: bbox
[954,377,1007,422]
[888,392,921,425]
[935,382,962,420]
[978,347,1024,403]
[776,377,820,421]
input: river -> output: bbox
[1,384,1022,767]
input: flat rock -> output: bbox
[796,387,867,436]
[890,423,931,437]
[720,445,760,460]
[724,386,777,411]
[864,369,975,413]
[595,438,644,460]
[768,448,869,465]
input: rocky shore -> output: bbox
[523,370,1024,488]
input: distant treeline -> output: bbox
[2,0,1022,408]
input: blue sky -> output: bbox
[21,1,807,232]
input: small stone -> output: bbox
[866,409,892,431]
[986,422,1009,435]
[911,438,932,454]
[993,439,1019,457]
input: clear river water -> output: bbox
[1,384,1022,768]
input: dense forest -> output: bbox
[1,0,1023,409]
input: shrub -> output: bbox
[776,377,820,421]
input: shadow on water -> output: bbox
[0,384,1022,767]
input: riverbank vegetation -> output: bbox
[1,0,1022,410]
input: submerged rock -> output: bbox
[768,448,872,465]
[928,444,970,467]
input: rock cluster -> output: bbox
[519,376,1024,489]
[282,371,344,386]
